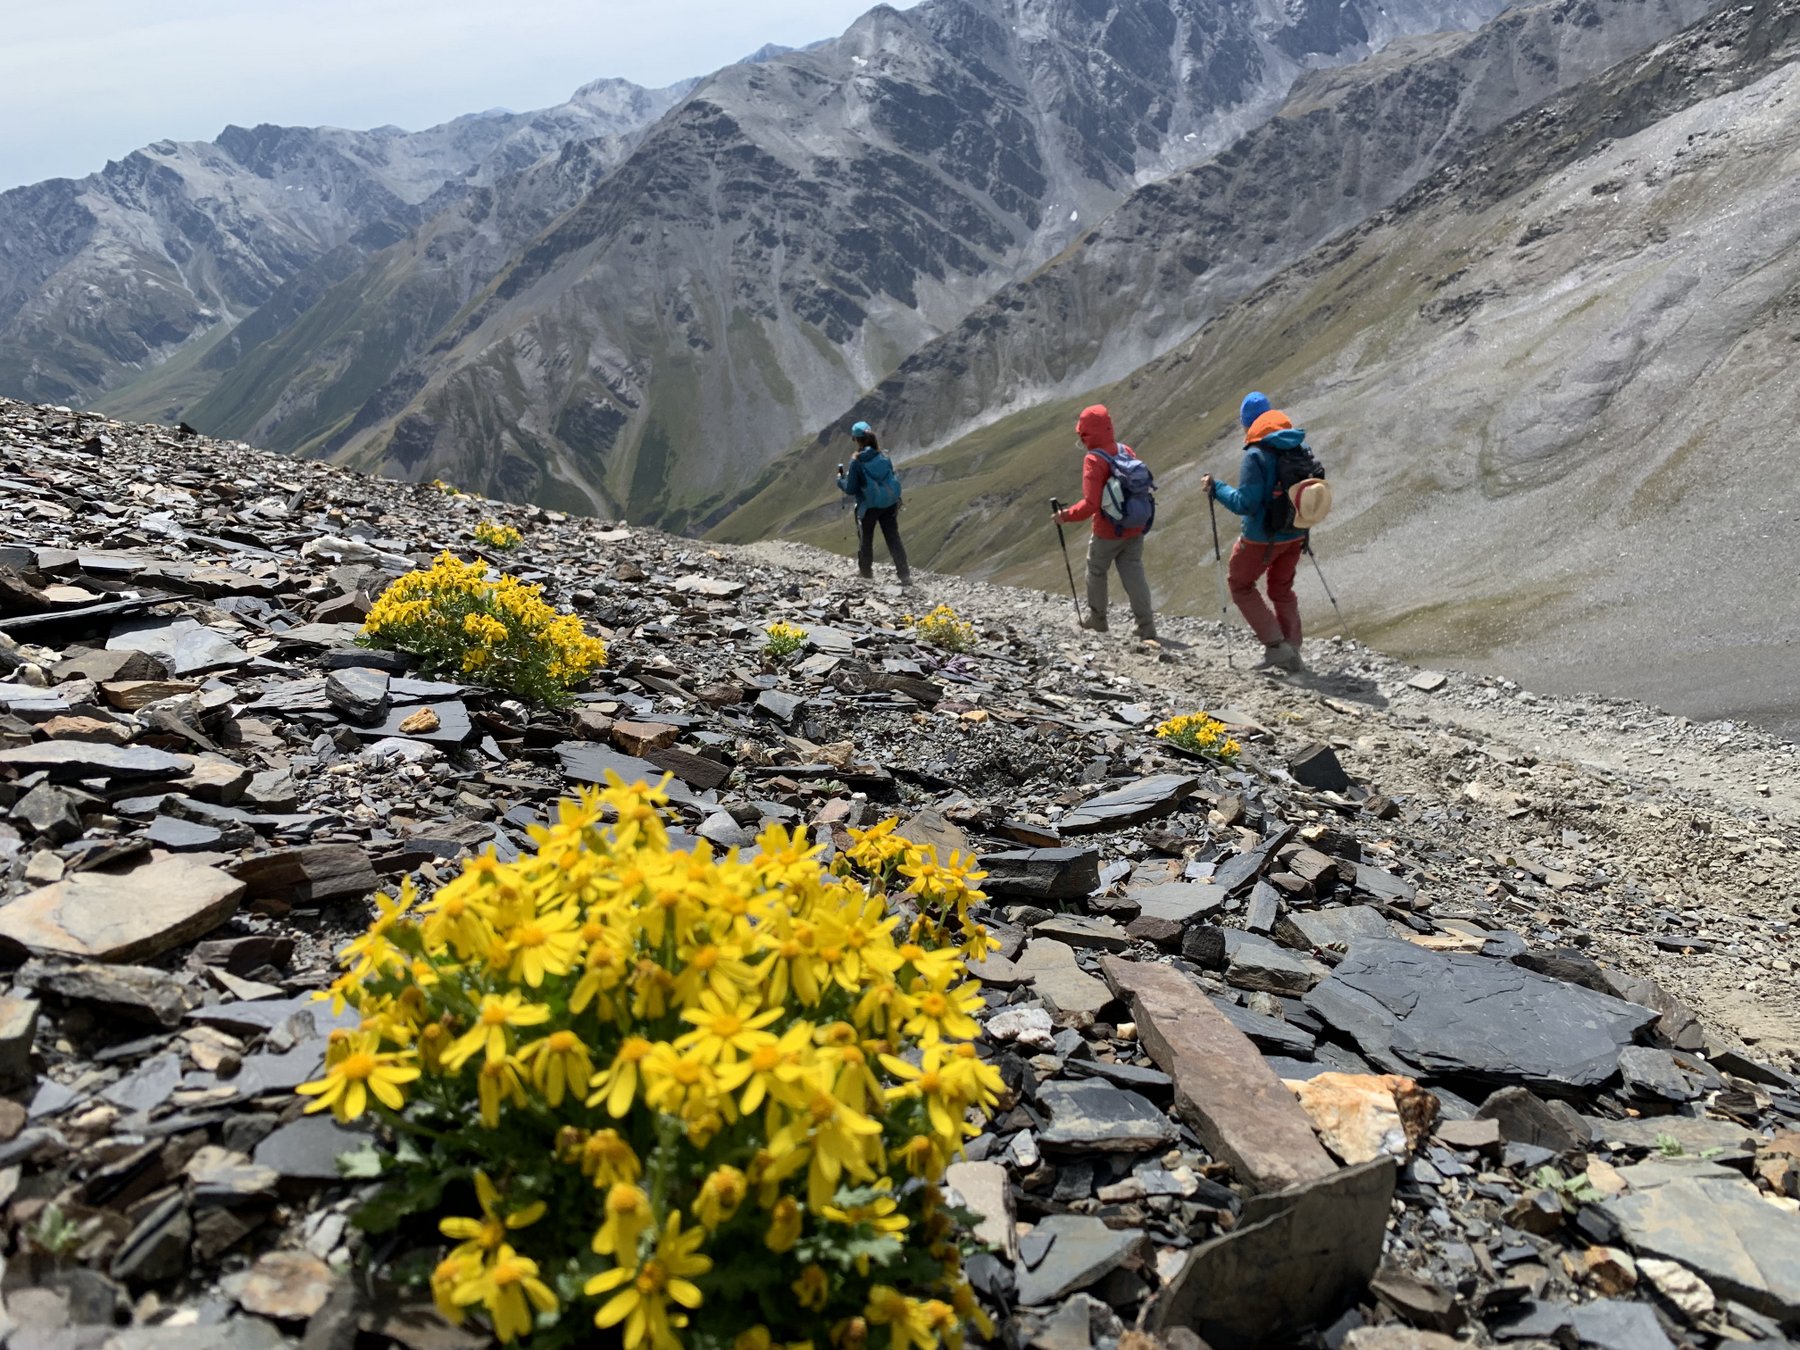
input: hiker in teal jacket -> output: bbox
[1203,392,1308,672]
[837,421,911,585]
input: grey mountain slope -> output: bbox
[791,0,1726,474]
[0,77,691,409]
[731,0,1800,738]
[298,0,1510,523]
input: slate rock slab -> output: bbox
[107,617,247,675]
[1151,1157,1398,1347]
[556,742,709,808]
[1013,1213,1146,1307]
[353,699,473,746]
[325,667,391,724]
[1289,742,1353,793]
[1128,881,1225,925]
[1038,1079,1176,1151]
[1015,939,1112,1017]
[1059,773,1199,834]
[18,960,190,1028]
[1209,996,1315,1057]
[252,1115,366,1182]
[0,741,189,783]
[1032,914,1130,952]
[0,856,245,962]
[0,997,38,1090]
[1304,939,1656,1089]
[1101,957,1335,1191]
[231,844,376,904]
[1602,1159,1800,1323]
[979,846,1100,901]
[1276,905,1394,954]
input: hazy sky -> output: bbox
[1,0,908,191]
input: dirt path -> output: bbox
[739,540,1800,1061]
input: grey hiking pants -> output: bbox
[1085,532,1155,638]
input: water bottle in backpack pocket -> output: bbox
[1095,446,1156,532]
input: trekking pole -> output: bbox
[1304,539,1348,636]
[1207,493,1234,669]
[1048,499,1083,625]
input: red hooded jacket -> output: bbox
[1057,404,1143,540]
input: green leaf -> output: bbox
[336,1143,387,1179]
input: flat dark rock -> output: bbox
[1059,773,1199,834]
[0,741,189,782]
[1152,1157,1398,1346]
[324,667,391,724]
[230,844,376,904]
[1304,939,1657,1089]
[1012,1213,1146,1307]
[1128,880,1225,925]
[1037,1078,1176,1151]
[1276,905,1394,953]
[352,699,474,746]
[556,741,710,807]
[978,846,1100,900]
[1601,1159,1800,1323]
[1209,996,1317,1057]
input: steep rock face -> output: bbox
[797,0,1726,469]
[725,0,1800,737]
[308,0,1509,523]
[0,80,691,409]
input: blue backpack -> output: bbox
[1095,446,1156,532]
[859,452,902,510]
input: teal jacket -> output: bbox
[1213,427,1309,544]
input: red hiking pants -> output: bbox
[1228,537,1304,647]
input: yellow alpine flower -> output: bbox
[675,990,783,1064]
[295,1031,418,1122]
[450,1243,557,1343]
[517,1027,594,1106]
[591,1182,655,1260]
[587,1211,712,1350]
[439,1170,546,1261]
[502,902,583,987]
[588,1035,656,1117]
[693,1165,747,1231]
[442,991,552,1071]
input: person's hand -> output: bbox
[1201,473,1216,498]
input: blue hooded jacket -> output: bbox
[1212,413,1309,544]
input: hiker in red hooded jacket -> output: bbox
[1054,404,1156,641]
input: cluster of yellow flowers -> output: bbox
[476,520,524,550]
[1154,712,1242,765]
[431,479,464,497]
[299,775,1001,1350]
[902,606,976,654]
[361,552,607,705]
[763,621,809,659]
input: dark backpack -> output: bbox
[1095,446,1156,532]
[1257,434,1327,535]
[858,452,902,510]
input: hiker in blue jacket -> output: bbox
[837,421,912,585]
[1202,392,1310,671]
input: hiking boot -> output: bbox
[1080,614,1109,633]
[898,575,914,588]
[1135,625,1159,642]
[1255,641,1302,673]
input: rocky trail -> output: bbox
[0,396,1796,1350]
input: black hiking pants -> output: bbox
[857,505,910,582]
